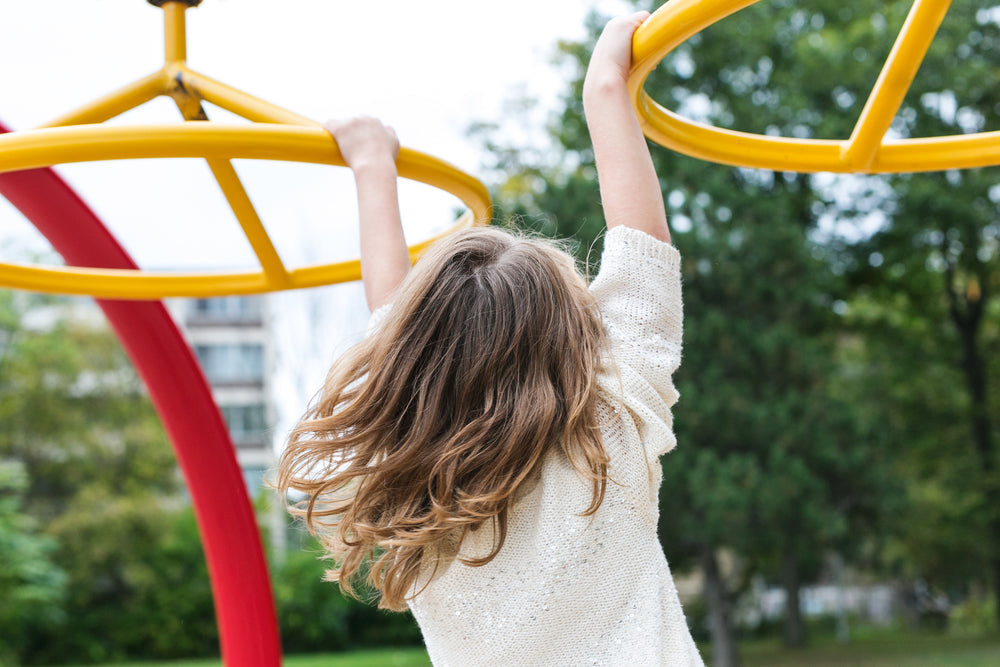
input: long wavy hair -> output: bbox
[276,226,609,611]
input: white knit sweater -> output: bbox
[371,226,702,666]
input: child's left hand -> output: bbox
[324,116,400,172]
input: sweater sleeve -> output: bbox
[589,226,684,460]
[365,302,393,337]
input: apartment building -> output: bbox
[172,295,276,498]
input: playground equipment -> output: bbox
[0,1,491,665]
[0,0,491,299]
[3,0,990,664]
[628,0,1000,172]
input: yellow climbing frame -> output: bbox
[0,1,492,299]
[629,0,1000,173]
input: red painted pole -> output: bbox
[0,121,282,666]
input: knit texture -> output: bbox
[371,226,702,666]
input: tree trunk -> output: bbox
[993,556,1000,632]
[947,274,999,629]
[701,547,741,667]
[782,551,806,647]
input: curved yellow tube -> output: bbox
[629,0,984,173]
[0,125,491,299]
[0,213,475,299]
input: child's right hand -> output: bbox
[582,11,670,244]
[324,117,400,172]
[584,11,650,93]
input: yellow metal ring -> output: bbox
[629,0,1000,173]
[0,124,492,299]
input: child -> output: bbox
[277,11,704,666]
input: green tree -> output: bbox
[273,531,424,654]
[274,543,353,653]
[0,288,422,663]
[829,3,1000,627]
[0,290,190,664]
[0,461,66,666]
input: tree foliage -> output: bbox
[0,461,66,665]
[835,2,1000,622]
[0,291,195,663]
[0,291,424,663]
[472,0,1000,660]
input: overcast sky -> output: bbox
[0,0,627,267]
[0,0,627,449]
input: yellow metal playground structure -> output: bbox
[0,0,492,299]
[0,0,994,300]
[630,0,1000,172]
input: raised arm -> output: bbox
[583,12,671,244]
[325,117,411,311]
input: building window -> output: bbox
[221,403,268,445]
[188,296,263,324]
[194,343,264,384]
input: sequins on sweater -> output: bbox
[405,227,704,666]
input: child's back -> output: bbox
[278,11,705,666]
[406,226,699,665]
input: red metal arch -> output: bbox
[0,120,281,666]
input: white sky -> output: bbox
[0,0,627,450]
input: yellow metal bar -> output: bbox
[178,67,316,126]
[631,0,757,69]
[287,260,361,290]
[0,124,491,298]
[206,158,291,288]
[626,0,987,173]
[290,212,478,287]
[842,0,952,169]
[0,209,476,300]
[0,262,269,298]
[635,91,844,171]
[168,93,291,288]
[163,2,188,63]
[0,124,334,169]
[0,125,492,216]
[630,88,1000,173]
[872,132,1000,171]
[37,71,167,128]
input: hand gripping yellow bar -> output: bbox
[628,0,1000,173]
[0,0,491,299]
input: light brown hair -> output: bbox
[276,227,608,611]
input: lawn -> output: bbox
[54,632,1000,666]
[56,648,431,667]
[737,632,1000,667]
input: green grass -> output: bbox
[53,633,1000,667]
[285,649,431,667]
[54,647,431,667]
[736,632,1000,666]
[283,649,431,667]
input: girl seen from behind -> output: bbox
[277,12,704,666]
